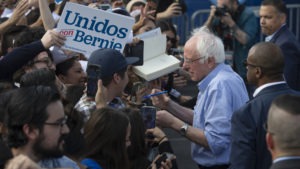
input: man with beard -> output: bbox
[3,86,79,168]
[204,0,259,96]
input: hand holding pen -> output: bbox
[147,89,171,110]
[143,90,168,99]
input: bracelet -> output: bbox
[158,135,167,144]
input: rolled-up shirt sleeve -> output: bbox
[203,83,233,155]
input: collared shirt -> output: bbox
[273,156,300,163]
[253,81,286,97]
[265,24,286,42]
[74,94,96,123]
[39,156,80,169]
[192,63,249,166]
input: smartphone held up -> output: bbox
[141,106,156,129]
[86,64,102,98]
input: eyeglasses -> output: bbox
[184,57,205,64]
[44,116,68,128]
[166,36,177,44]
[32,57,53,67]
[243,61,260,68]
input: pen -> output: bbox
[143,90,168,99]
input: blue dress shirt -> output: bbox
[191,63,249,166]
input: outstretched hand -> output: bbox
[41,29,66,49]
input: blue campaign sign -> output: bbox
[55,0,63,4]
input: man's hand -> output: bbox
[156,110,177,128]
[95,79,108,109]
[150,89,170,110]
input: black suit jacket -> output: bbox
[229,83,300,169]
[270,158,300,169]
[270,25,300,91]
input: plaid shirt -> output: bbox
[75,94,125,122]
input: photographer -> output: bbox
[204,0,259,96]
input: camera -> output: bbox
[215,6,229,16]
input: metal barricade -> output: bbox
[172,13,190,45]
[190,4,300,41]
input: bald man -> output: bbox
[266,94,300,169]
[229,42,300,169]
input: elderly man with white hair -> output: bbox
[151,27,249,169]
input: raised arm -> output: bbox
[0,0,28,34]
[38,0,56,30]
[0,29,65,80]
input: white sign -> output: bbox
[57,2,135,56]
[134,28,161,40]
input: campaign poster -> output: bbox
[57,2,134,57]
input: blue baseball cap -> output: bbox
[88,48,139,77]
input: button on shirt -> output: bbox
[192,63,249,166]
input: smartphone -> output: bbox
[131,81,145,96]
[124,41,144,66]
[140,106,156,129]
[155,152,175,168]
[86,64,102,98]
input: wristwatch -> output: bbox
[179,123,189,136]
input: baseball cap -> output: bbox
[88,48,139,77]
[126,0,146,12]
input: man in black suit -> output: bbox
[229,42,300,169]
[266,94,300,169]
[259,0,300,91]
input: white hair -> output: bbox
[191,26,225,64]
